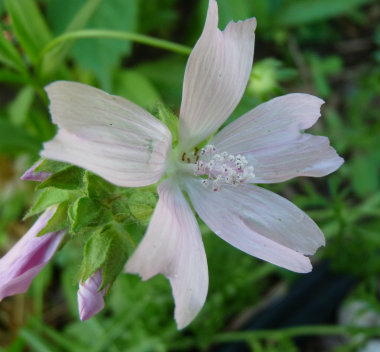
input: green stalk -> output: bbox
[38,29,192,65]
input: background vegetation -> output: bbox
[0,0,379,351]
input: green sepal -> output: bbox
[37,166,85,190]
[34,159,72,174]
[24,188,72,219]
[69,196,112,233]
[80,222,129,290]
[156,103,178,147]
[128,190,157,225]
[37,201,69,236]
[111,197,132,223]
[84,171,116,200]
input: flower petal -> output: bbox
[20,160,51,182]
[41,81,172,187]
[78,269,107,321]
[186,178,325,273]
[125,180,208,329]
[0,206,65,301]
[211,94,343,183]
[178,0,256,152]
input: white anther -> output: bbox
[194,147,255,191]
[201,179,209,188]
[215,175,222,183]
[228,155,235,162]
[213,153,222,162]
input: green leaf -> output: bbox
[0,25,27,73]
[156,103,178,146]
[0,118,41,154]
[35,159,72,174]
[128,190,157,225]
[81,222,129,289]
[274,0,374,27]
[111,197,131,223]
[41,0,103,76]
[0,69,30,84]
[5,0,52,63]
[48,0,139,90]
[139,0,178,34]
[25,188,72,219]
[38,166,85,190]
[38,201,69,236]
[215,0,256,29]
[85,172,115,200]
[352,151,380,197]
[135,56,187,106]
[8,86,34,126]
[69,196,110,233]
[19,328,56,352]
[114,69,161,109]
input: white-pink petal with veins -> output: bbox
[211,94,344,183]
[125,180,208,329]
[186,178,326,273]
[178,0,256,152]
[41,81,172,188]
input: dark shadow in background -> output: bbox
[212,261,356,352]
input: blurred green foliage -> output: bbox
[0,0,379,351]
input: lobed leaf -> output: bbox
[80,222,129,289]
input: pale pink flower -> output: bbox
[0,206,65,301]
[41,0,343,328]
[78,269,108,321]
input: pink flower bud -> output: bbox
[0,206,64,301]
[77,269,107,321]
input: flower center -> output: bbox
[191,144,255,192]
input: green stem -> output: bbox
[212,325,380,343]
[38,29,192,61]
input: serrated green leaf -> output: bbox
[5,0,52,63]
[35,159,71,174]
[25,188,72,219]
[81,222,129,289]
[38,166,85,190]
[85,171,115,200]
[38,202,69,236]
[69,196,110,233]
